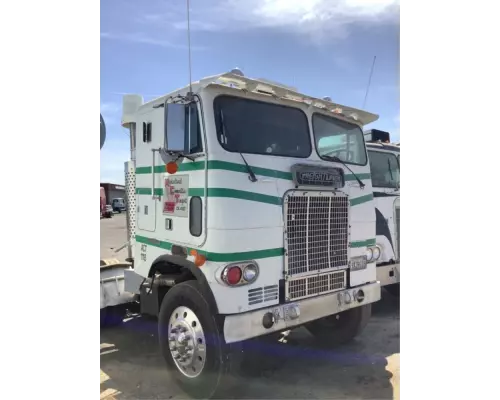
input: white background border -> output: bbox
[1,0,99,397]
[1,0,499,398]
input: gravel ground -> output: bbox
[100,215,400,400]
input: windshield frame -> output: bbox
[312,112,368,167]
[367,149,400,189]
[213,94,312,158]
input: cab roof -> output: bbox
[138,71,379,127]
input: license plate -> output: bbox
[272,303,299,322]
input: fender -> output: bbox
[148,254,219,315]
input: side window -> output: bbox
[165,102,203,154]
[142,122,152,143]
[189,196,203,237]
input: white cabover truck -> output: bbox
[110,70,382,398]
[364,129,400,296]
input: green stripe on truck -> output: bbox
[135,235,375,261]
[135,187,372,207]
[134,160,371,182]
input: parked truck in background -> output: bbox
[364,129,400,296]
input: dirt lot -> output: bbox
[100,216,400,400]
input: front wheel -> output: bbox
[305,304,372,347]
[158,280,242,399]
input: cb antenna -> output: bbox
[186,0,193,98]
[362,55,377,109]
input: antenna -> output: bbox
[186,0,193,96]
[362,55,377,109]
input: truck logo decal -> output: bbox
[291,164,345,188]
[163,175,189,217]
[135,235,375,262]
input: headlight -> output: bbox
[221,261,259,286]
[242,263,259,283]
[365,247,374,262]
[372,246,381,261]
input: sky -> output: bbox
[100,0,400,184]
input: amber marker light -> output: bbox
[166,162,178,174]
[190,249,206,267]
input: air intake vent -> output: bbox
[248,285,279,306]
[287,270,346,301]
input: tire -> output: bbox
[306,304,372,347]
[385,283,400,297]
[100,306,126,328]
[158,280,242,399]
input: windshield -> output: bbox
[368,150,400,189]
[213,95,311,158]
[313,113,367,165]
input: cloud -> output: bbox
[111,0,399,46]
[100,32,207,50]
[173,0,399,39]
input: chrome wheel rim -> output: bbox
[168,306,206,378]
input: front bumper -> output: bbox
[223,281,381,344]
[376,263,400,286]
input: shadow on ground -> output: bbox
[100,290,399,399]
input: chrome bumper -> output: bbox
[223,281,381,344]
[376,263,400,287]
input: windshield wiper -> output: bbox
[219,109,257,183]
[240,153,257,182]
[387,159,394,180]
[387,159,400,191]
[323,155,365,189]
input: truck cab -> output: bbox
[119,70,383,398]
[364,129,400,295]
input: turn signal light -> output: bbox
[190,249,206,267]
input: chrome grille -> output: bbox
[248,285,279,306]
[395,206,400,260]
[284,191,349,277]
[287,270,346,301]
